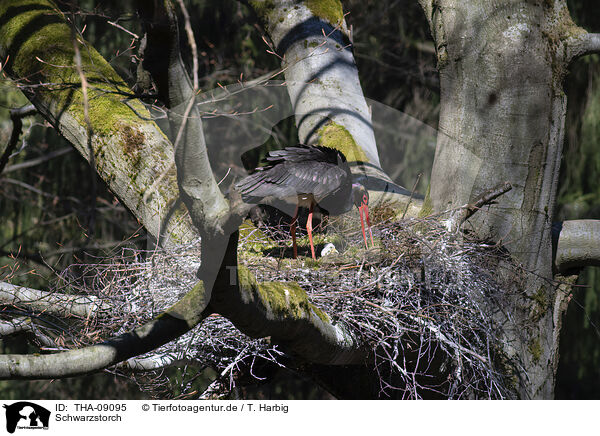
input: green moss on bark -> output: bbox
[305,0,344,25]
[237,265,330,322]
[317,121,367,162]
[249,0,276,23]
[528,338,542,363]
[0,0,147,140]
[419,184,434,217]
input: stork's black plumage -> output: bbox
[235,144,374,259]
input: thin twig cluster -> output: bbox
[43,214,518,399]
[241,214,517,399]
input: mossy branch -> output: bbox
[247,0,416,210]
[206,232,368,365]
[0,0,197,245]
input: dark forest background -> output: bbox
[0,0,598,399]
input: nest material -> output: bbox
[241,214,516,399]
[48,214,517,399]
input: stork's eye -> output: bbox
[362,194,368,204]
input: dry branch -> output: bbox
[0,105,36,174]
[0,281,112,318]
[448,182,513,232]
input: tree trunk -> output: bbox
[418,0,592,398]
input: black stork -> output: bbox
[235,144,374,260]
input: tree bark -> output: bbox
[555,220,600,272]
[0,0,197,246]
[0,281,112,318]
[249,0,416,210]
[419,0,594,398]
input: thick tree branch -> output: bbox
[138,0,235,318]
[0,281,113,318]
[0,317,57,348]
[0,0,197,245]
[0,282,208,379]
[249,0,415,210]
[206,232,368,365]
[0,318,30,336]
[566,32,600,63]
[118,353,201,372]
[138,0,230,238]
[554,220,600,273]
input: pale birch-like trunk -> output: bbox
[249,0,418,212]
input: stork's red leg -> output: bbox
[359,204,368,248]
[291,205,299,259]
[307,203,316,260]
[364,204,374,247]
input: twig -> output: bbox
[3,147,72,173]
[450,181,512,230]
[107,20,139,39]
[176,0,199,91]
[0,105,37,174]
[401,172,422,219]
[71,23,97,238]
[199,377,230,400]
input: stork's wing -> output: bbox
[235,145,350,202]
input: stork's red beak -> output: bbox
[358,201,374,249]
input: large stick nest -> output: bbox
[46,211,520,399]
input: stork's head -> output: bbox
[351,183,369,209]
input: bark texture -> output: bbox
[419,0,592,398]
[250,0,416,210]
[0,0,197,245]
[555,220,600,272]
